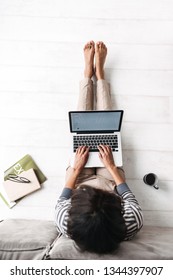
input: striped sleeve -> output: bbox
[54,188,72,237]
[117,183,143,240]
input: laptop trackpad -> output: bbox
[70,151,121,168]
[85,152,104,168]
[70,152,104,168]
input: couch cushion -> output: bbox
[49,226,173,259]
[0,219,59,260]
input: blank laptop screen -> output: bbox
[69,111,123,133]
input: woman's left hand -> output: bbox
[98,145,115,170]
[73,146,90,173]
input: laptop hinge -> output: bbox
[76,131,116,134]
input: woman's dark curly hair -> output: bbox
[67,186,126,254]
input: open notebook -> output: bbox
[3,168,41,202]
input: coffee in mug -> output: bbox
[143,173,159,189]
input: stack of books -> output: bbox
[0,154,47,208]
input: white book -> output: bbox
[3,168,41,202]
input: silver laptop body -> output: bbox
[69,110,124,167]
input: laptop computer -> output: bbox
[69,110,124,167]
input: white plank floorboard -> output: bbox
[1,42,173,69]
[1,0,173,20]
[0,19,173,44]
[0,67,173,97]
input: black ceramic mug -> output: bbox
[143,173,159,189]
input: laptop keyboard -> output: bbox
[73,134,118,152]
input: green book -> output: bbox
[4,154,47,184]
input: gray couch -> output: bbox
[0,219,173,260]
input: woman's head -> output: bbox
[67,186,126,254]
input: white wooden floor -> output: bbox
[0,0,173,227]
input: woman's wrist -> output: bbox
[73,167,82,176]
[108,165,125,185]
[107,163,117,173]
[65,168,80,189]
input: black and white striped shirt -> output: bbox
[55,183,143,240]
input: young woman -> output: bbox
[55,41,143,254]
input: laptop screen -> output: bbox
[69,110,123,133]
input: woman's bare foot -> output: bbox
[95,41,107,80]
[83,41,95,78]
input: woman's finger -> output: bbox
[83,146,90,156]
[80,146,85,153]
[78,145,88,155]
[99,144,108,154]
[98,145,104,155]
[107,145,111,150]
